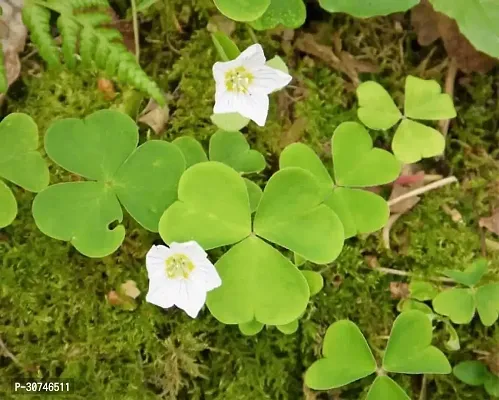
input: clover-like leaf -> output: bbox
[404,76,456,120]
[266,55,289,74]
[209,130,266,174]
[239,319,264,336]
[0,180,17,228]
[250,0,306,30]
[244,178,262,213]
[211,32,240,62]
[398,298,435,315]
[476,284,499,326]
[365,376,410,400]
[254,167,344,264]
[305,320,377,390]
[442,258,488,287]
[485,373,499,397]
[213,0,270,22]
[32,182,125,257]
[453,361,489,386]
[409,281,438,301]
[324,188,389,238]
[210,113,250,132]
[0,113,49,227]
[172,136,208,169]
[34,110,185,256]
[333,122,401,187]
[206,236,309,325]
[276,319,299,335]
[429,0,499,59]
[392,119,445,164]
[319,0,419,17]
[357,81,402,130]
[301,270,323,296]
[383,310,451,374]
[159,162,251,249]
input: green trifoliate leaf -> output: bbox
[159,162,251,249]
[210,113,250,132]
[211,32,240,61]
[209,130,266,174]
[398,298,435,315]
[383,310,451,374]
[239,319,264,336]
[276,319,299,335]
[0,113,49,192]
[365,376,410,400]
[319,0,419,17]
[45,110,138,181]
[0,180,17,228]
[404,76,456,120]
[294,252,306,267]
[325,188,389,239]
[112,141,185,231]
[453,361,489,386]
[409,281,438,301]
[206,236,309,325]
[250,0,306,30]
[172,136,208,168]
[476,283,499,326]
[332,122,401,186]
[429,0,499,59]
[266,56,289,74]
[392,119,445,164]
[243,178,262,213]
[301,270,324,296]
[32,182,125,258]
[485,373,499,397]
[432,288,475,324]
[442,258,488,287]
[305,320,377,390]
[356,81,402,130]
[213,0,270,22]
[253,167,344,264]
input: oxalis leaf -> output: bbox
[280,122,400,238]
[429,0,499,59]
[206,235,309,325]
[365,376,410,400]
[249,0,306,31]
[319,0,419,18]
[383,310,452,374]
[172,136,208,169]
[357,76,456,164]
[211,32,240,62]
[453,361,489,386]
[213,0,270,22]
[33,109,185,257]
[0,113,49,228]
[442,258,488,287]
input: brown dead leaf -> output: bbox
[411,0,497,73]
[279,117,307,149]
[106,8,135,53]
[97,78,116,100]
[389,282,410,300]
[480,210,499,236]
[206,15,236,36]
[107,290,123,306]
[138,98,170,134]
[121,280,141,299]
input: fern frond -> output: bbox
[23,0,165,104]
[22,5,60,68]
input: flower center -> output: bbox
[164,254,195,279]
[224,66,254,94]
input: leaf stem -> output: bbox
[387,176,458,207]
[419,375,427,400]
[368,265,455,283]
[130,0,140,61]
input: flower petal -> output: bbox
[174,280,207,318]
[146,278,179,309]
[170,241,207,262]
[235,92,269,127]
[146,245,171,275]
[191,260,222,292]
[214,90,240,115]
[213,59,241,85]
[238,44,266,68]
[250,65,292,95]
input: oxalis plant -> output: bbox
[305,310,451,399]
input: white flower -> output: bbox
[212,44,292,127]
[145,241,221,318]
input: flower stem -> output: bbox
[131,0,140,61]
[388,176,458,207]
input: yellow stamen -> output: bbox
[224,66,254,94]
[165,254,195,279]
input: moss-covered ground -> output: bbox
[1,1,499,399]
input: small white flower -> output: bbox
[145,241,221,318]
[212,44,292,127]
